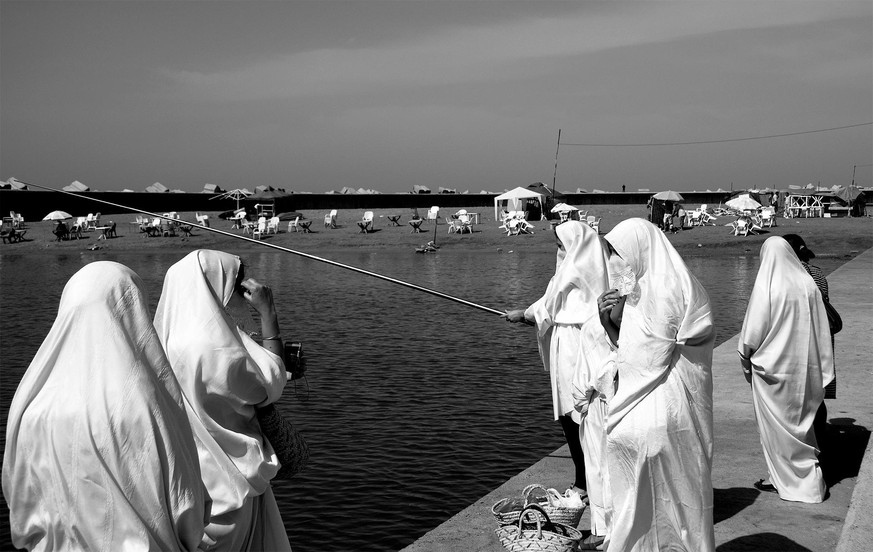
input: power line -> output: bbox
[561,122,872,147]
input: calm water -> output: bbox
[0,248,845,551]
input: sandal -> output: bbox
[578,534,605,550]
[754,479,777,493]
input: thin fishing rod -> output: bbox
[19,180,506,316]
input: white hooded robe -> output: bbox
[3,262,208,552]
[154,250,291,551]
[603,219,716,552]
[738,236,834,503]
[525,221,615,537]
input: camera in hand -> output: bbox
[284,342,307,380]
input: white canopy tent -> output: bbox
[63,180,90,192]
[494,187,546,221]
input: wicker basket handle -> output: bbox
[515,503,556,539]
[522,483,563,506]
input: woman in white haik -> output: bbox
[738,236,833,502]
[3,262,208,551]
[598,218,716,552]
[505,221,614,549]
[154,250,292,551]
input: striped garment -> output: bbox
[803,261,835,399]
[803,262,829,302]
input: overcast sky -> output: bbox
[1,1,871,193]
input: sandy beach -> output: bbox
[3,205,872,262]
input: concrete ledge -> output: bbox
[405,248,873,552]
[836,408,873,552]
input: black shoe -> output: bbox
[754,479,777,493]
[579,534,605,550]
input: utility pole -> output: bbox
[551,129,561,199]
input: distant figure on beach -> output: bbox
[154,250,293,551]
[662,211,673,233]
[597,218,716,552]
[504,221,614,548]
[2,261,208,552]
[739,237,834,502]
[674,203,685,231]
[52,220,68,241]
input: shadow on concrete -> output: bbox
[717,532,813,551]
[822,417,871,488]
[713,487,760,525]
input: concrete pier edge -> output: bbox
[836,435,873,552]
[404,247,873,552]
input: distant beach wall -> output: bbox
[0,190,742,221]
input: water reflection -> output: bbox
[0,249,845,551]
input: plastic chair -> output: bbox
[160,220,176,237]
[252,217,266,240]
[9,212,25,229]
[499,211,517,233]
[324,210,338,228]
[357,211,374,233]
[586,215,601,234]
[733,217,759,236]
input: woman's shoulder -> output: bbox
[802,262,826,279]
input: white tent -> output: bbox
[494,186,545,221]
[146,182,169,193]
[63,180,90,192]
[6,177,28,190]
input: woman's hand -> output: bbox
[597,289,622,348]
[739,352,753,384]
[239,278,277,318]
[504,309,526,323]
[240,278,283,357]
[597,290,622,318]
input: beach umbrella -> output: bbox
[212,188,252,209]
[726,195,762,211]
[550,203,579,213]
[652,190,684,201]
[42,210,72,221]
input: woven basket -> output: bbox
[495,503,582,552]
[491,484,586,527]
[492,495,528,526]
[255,403,310,480]
[521,484,586,527]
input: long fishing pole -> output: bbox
[19,180,506,316]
